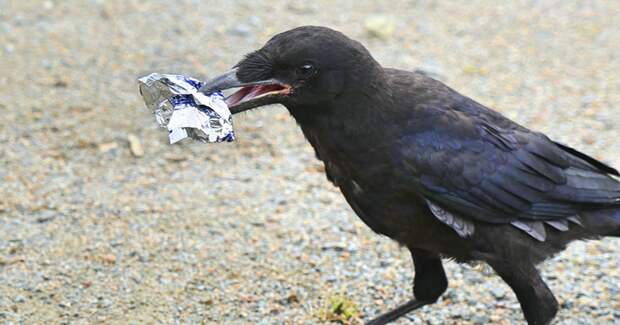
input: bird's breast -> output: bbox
[296,113,437,241]
[298,109,401,183]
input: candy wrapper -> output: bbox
[138,73,235,143]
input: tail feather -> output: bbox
[610,208,620,236]
[582,208,620,237]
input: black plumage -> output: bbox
[200,26,620,325]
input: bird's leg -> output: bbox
[488,260,558,325]
[365,299,429,325]
[366,249,448,325]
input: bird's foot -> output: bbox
[365,299,430,325]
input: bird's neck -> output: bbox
[287,70,394,127]
[285,73,397,166]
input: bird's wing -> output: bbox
[400,101,620,229]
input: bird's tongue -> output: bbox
[225,84,284,106]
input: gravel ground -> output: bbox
[1,1,620,324]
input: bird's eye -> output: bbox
[296,63,316,79]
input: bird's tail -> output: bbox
[582,208,620,237]
[610,209,620,237]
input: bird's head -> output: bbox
[200,26,383,114]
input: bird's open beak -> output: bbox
[200,68,292,114]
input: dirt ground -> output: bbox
[1,1,619,324]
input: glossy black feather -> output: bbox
[395,76,620,223]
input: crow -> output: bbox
[200,26,620,325]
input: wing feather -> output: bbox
[402,101,620,228]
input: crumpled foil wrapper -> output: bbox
[138,73,235,143]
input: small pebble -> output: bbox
[98,142,118,153]
[227,24,252,37]
[100,254,116,264]
[364,15,395,39]
[127,134,144,157]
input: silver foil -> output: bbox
[138,73,235,143]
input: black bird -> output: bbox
[200,26,620,325]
